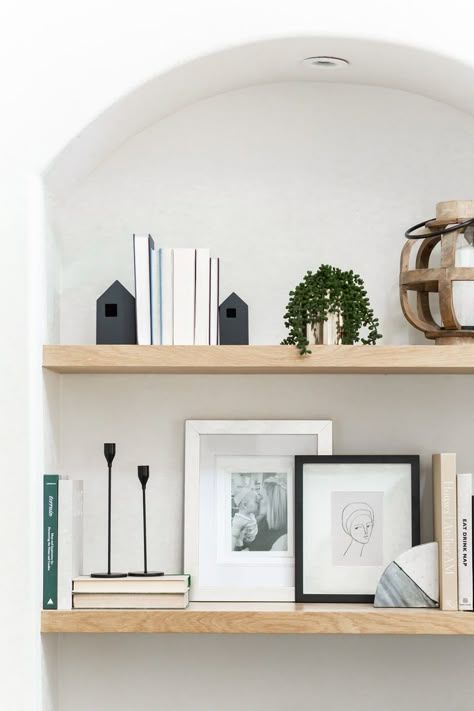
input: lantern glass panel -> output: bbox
[427,241,442,326]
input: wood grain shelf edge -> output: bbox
[42,345,474,374]
[41,604,474,635]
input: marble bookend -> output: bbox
[374,542,439,608]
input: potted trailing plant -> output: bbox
[282,264,382,355]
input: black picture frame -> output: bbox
[295,455,420,603]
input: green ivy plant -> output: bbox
[282,264,382,355]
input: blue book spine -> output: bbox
[43,474,59,609]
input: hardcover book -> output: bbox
[43,475,59,609]
[72,590,189,609]
[73,574,190,594]
[150,245,160,344]
[57,479,84,610]
[457,473,473,610]
[133,233,154,345]
[195,248,210,345]
[159,247,173,345]
[433,453,458,610]
[209,257,220,345]
[173,248,196,345]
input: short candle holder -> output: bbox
[129,465,163,577]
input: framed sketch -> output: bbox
[295,455,420,603]
[184,420,333,601]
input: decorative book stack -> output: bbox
[133,235,220,346]
[72,575,191,609]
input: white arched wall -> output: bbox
[45,35,474,196]
[51,81,474,349]
[40,31,474,711]
[4,5,474,710]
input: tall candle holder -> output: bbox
[91,443,126,578]
[129,465,163,577]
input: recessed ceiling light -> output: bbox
[302,56,350,69]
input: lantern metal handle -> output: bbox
[405,217,474,240]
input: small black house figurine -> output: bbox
[96,280,137,344]
[219,292,249,345]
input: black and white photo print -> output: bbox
[231,472,288,553]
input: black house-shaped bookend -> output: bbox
[218,292,249,345]
[96,280,137,344]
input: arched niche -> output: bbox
[44,35,474,197]
[41,35,474,347]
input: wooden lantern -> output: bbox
[400,200,474,345]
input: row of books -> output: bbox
[434,453,474,611]
[133,235,220,346]
[72,574,190,609]
[43,475,189,610]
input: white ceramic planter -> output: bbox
[306,312,343,345]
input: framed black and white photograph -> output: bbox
[295,455,420,603]
[184,420,333,601]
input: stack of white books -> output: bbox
[72,574,191,609]
[133,235,220,346]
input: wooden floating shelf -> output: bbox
[43,344,474,374]
[41,603,474,635]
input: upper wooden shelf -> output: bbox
[41,603,474,635]
[43,344,474,374]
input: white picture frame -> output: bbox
[184,420,333,601]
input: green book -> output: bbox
[43,474,59,609]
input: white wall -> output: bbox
[54,82,474,347]
[58,634,474,711]
[4,1,474,710]
[52,82,474,709]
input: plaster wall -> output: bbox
[3,1,474,709]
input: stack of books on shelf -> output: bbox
[133,235,220,346]
[72,575,190,609]
[433,452,474,611]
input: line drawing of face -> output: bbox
[350,513,373,544]
[342,502,375,557]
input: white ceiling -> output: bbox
[45,35,474,197]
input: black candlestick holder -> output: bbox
[91,443,126,578]
[129,465,163,577]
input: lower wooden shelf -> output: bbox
[41,603,474,635]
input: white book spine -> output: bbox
[457,472,473,610]
[209,257,220,345]
[195,249,210,345]
[57,480,83,610]
[150,246,160,345]
[160,248,173,345]
[133,234,154,345]
[172,248,196,345]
